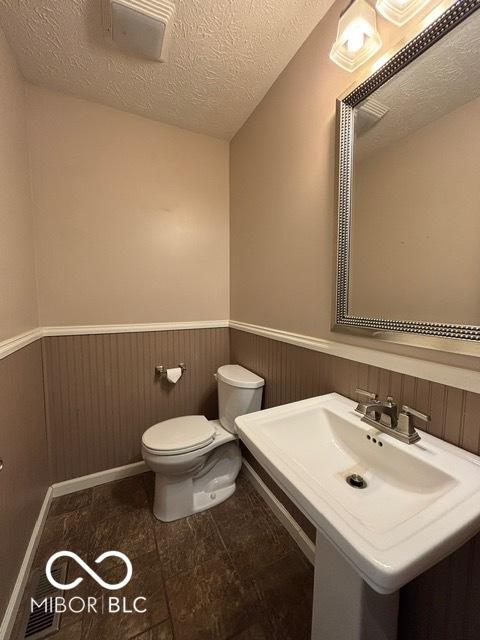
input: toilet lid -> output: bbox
[142,415,216,455]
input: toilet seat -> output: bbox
[142,415,216,456]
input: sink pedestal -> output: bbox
[311,534,399,640]
[237,393,480,638]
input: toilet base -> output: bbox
[193,482,236,514]
[153,478,237,521]
[152,440,242,522]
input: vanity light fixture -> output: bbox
[330,0,382,72]
[376,0,431,26]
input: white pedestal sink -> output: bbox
[235,393,480,640]
[312,534,399,640]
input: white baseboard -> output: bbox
[1,462,148,638]
[0,458,311,639]
[51,460,148,497]
[0,487,53,640]
[242,459,315,565]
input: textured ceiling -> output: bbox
[356,9,480,157]
[0,0,335,139]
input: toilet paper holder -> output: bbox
[155,362,187,378]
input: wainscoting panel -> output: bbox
[43,328,229,482]
[241,445,317,544]
[0,342,49,619]
[230,329,480,456]
[230,328,480,640]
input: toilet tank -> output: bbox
[216,365,264,434]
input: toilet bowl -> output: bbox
[142,364,264,521]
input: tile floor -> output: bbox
[12,470,314,640]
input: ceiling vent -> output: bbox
[103,0,176,62]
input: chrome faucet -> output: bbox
[355,388,430,444]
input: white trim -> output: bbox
[52,461,148,497]
[230,320,480,394]
[242,459,315,565]
[1,320,479,393]
[0,321,229,360]
[0,328,43,361]
[0,487,53,640]
[42,320,229,337]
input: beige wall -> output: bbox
[352,95,480,325]
[0,31,48,623]
[230,0,479,369]
[0,26,38,341]
[27,86,230,327]
[0,29,47,623]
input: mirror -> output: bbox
[334,0,480,349]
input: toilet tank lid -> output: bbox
[217,365,264,389]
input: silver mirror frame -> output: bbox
[333,0,480,355]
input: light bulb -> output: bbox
[376,0,432,26]
[347,28,365,53]
[330,0,382,72]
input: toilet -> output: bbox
[142,364,264,521]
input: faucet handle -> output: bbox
[400,406,431,424]
[355,388,378,401]
[396,405,430,443]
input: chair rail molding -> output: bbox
[0,321,229,361]
[229,320,480,394]
[1,320,479,394]
[0,328,43,361]
[41,320,230,336]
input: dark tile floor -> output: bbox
[12,470,314,640]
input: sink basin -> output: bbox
[236,393,480,594]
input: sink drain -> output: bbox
[346,474,367,489]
